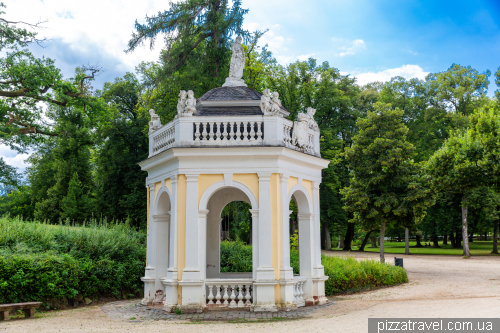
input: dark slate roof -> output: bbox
[197,106,263,116]
[199,86,262,101]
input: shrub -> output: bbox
[219,240,252,272]
[322,255,408,295]
[0,216,146,308]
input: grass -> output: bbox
[334,240,499,256]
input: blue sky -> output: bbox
[2,0,499,170]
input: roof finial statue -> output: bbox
[148,109,162,133]
[223,36,247,87]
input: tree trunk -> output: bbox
[370,235,377,248]
[432,235,440,248]
[443,234,448,245]
[469,233,474,243]
[405,228,410,255]
[462,195,470,258]
[343,222,355,251]
[450,233,456,247]
[358,231,373,251]
[323,224,332,250]
[338,234,344,249]
[453,231,462,248]
[380,222,386,263]
[415,234,423,248]
[492,220,499,254]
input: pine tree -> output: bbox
[61,172,90,223]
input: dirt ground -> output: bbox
[1,251,499,333]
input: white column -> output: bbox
[141,185,156,305]
[180,174,204,312]
[253,173,277,312]
[279,174,296,309]
[250,209,259,280]
[163,176,178,311]
[311,181,327,305]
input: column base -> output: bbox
[253,280,278,312]
[161,278,178,311]
[311,275,328,305]
[179,280,205,310]
[278,279,296,310]
[140,267,155,306]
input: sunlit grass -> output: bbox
[332,240,499,256]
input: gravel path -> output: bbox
[1,251,499,332]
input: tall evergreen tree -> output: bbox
[341,103,432,262]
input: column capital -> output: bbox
[297,213,314,220]
[249,209,259,218]
[185,174,199,182]
[312,181,321,190]
[153,214,171,223]
[258,172,272,181]
[148,185,155,192]
[280,173,290,182]
[198,209,209,218]
[170,175,178,184]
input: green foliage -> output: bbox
[220,201,252,243]
[61,173,91,223]
[127,0,248,81]
[322,255,408,295]
[219,240,252,273]
[341,103,430,230]
[0,216,146,307]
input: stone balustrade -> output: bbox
[294,276,307,307]
[149,115,320,157]
[205,279,253,308]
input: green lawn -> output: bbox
[334,240,499,256]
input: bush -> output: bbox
[322,255,408,295]
[219,240,252,272]
[0,216,146,308]
[219,241,407,295]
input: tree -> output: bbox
[426,64,490,116]
[0,4,104,152]
[426,101,500,257]
[341,103,431,262]
[0,157,20,195]
[93,73,149,227]
[61,172,91,223]
[127,0,248,79]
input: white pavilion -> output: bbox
[139,37,330,313]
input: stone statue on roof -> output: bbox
[306,107,319,131]
[223,36,247,87]
[184,90,197,116]
[270,92,283,116]
[177,90,187,116]
[148,109,162,133]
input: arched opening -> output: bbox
[287,187,314,301]
[289,197,299,275]
[153,190,172,301]
[220,201,252,273]
[204,186,255,279]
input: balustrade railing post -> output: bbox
[249,122,255,141]
[194,123,200,141]
[207,285,214,305]
[223,286,229,305]
[229,285,237,307]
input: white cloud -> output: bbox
[352,65,429,86]
[332,38,366,57]
[4,0,170,75]
[297,53,315,61]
